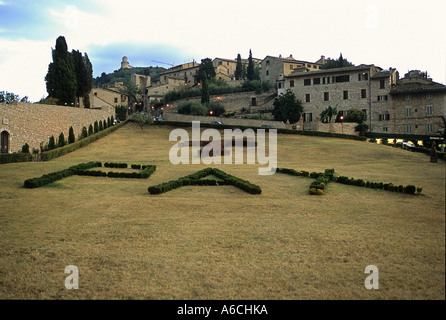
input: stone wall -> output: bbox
[163,112,286,128]
[168,90,277,113]
[0,102,115,153]
[315,121,359,135]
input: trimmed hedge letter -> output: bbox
[364,265,379,289]
[65,265,79,290]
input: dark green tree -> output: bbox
[81,126,88,139]
[345,108,367,123]
[235,54,243,80]
[201,73,210,105]
[48,136,56,150]
[68,126,75,144]
[21,143,30,154]
[58,132,66,147]
[196,58,216,83]
[45,36,77,106]
[321,53,354,69]
[88,124,93,135]
[272,89,303,123]
[94,121,99,133]
[82,53,93,108]
[103,119,107,129]
[99,120,103,131]
[246,49,255,81]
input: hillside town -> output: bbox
[93,54,445,140]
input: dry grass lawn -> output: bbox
[0,122,444,299]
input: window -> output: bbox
[358,73,369,81]
[406,125,412,134]
[114,98,118,103]
[426,93,432,99]
[303,113,313,122]
[251,98,257,106]
[405,94,412,101]
[335,75,350,83]
[426,105,433,116]
[377,95,388,101]
[324,92,329,101]
[361,89,367,98]
[94,92,97,96]
[406,107,412,118]
[305,94,310,102]
[266,60,270,66]
[322,77,330,84]
[266,70,269,76]
[304,79,311,86]
[313,78,321,85]
[379,113,390,121]
[426,123,433,133]
[290,80,295,87]
[290,65,294,70]
[343,90,348,100]
[383,127,388,132]
[380,79,385,89]
[278,82,282,89]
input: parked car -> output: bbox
[261,124,274,128]
[210,121,222,124]
[155,116,163,121]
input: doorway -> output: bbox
[1,131,9,153]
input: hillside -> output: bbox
[94,66,166,88]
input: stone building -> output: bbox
[213,57,238,81]
[121,56,133,69]
[82,87,129,109]
[388,70,446,137]
[261,54,326,85]
[283,64,397,130]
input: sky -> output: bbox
[0,0,445,102]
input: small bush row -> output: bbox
[0,152,32,164]
[335,176,421,194]
[24,161,101,188]
[276,167,421,195]
[148,168,262,195]
[104,162,127,168]
[40,120,127,161]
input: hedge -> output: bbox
[40,120,128,161]
[24,161,102,188]
[276,167,422,195]
[0,152,32,164]
[24,161,156,188]
[148,167,261,195]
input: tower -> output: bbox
[121,56,132,69]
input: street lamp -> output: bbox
[340,115,344,134]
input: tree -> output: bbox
[319,106,338,123]
[201,73,210,105]
[235,54,243,80]
[82,53,93,108]
[321,53,354,69]
[247,49,255,81]
[48,136,56,150]
[58,132,66,147]
[45,36,77,106]
[88,124,93,136]
[196,58,216,84]
[345,108,367,123]
[272,89,303,123]
[130,112,153,131]
[68,126,75,144]
[119,81,141,109]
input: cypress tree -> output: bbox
[247,49,255,81]
[94,121,99,133]
[235,54,243,80]
[201,73,210,105]
[88,124,93,136]
[99,120,103,131]
[68,126,75,144]
[45,36,77,106]
[81,126,88,139]
[58,132,66,147]
[48,136,56,150]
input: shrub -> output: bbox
[404,185,416,194]
[88,124,93,136]
[68,126,75,144]
[58,132,66,147]
[81,126,88,139]
[48,136,56,150]
[99,120,103,131]
[94,121,99,133]
[104,162,127,168]
[21,143,30,154]
[0,153,32,164]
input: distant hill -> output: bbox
[94,66,166,88]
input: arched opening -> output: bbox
[1,130,10,153]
